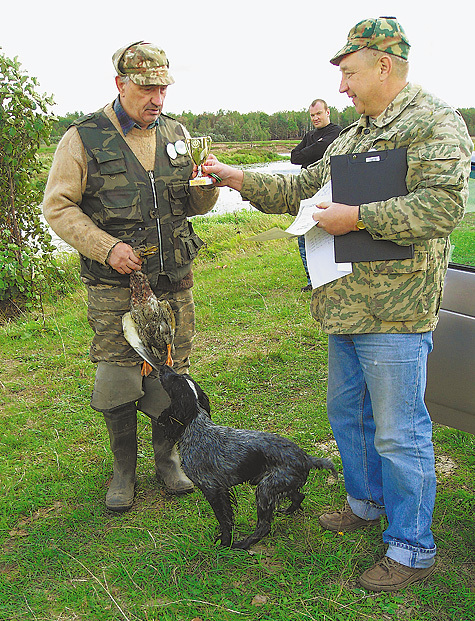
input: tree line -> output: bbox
[49,107,361,143]
[51,106,475,144]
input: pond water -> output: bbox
[209,159,300,215]
[48,159,301,253]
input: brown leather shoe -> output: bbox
[359,557,436,592]
[319,503,380,532]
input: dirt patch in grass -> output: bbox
[435,455,457,477]
[0,298,27,324]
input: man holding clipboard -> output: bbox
[203,17,472,591]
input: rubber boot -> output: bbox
[151,420,194,494]
[103,403,137,512]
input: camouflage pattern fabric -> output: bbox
[71,107,215,411]
[74,110,209,288]
[240,83,472,335]
[87,283,195,369]
[112,41,175,86]
[330,17,411,65]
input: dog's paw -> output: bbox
[277,505,303,515]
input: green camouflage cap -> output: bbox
[112,41,175,86]
[330,17,410,66]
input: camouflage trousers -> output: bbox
[86,283,195,413]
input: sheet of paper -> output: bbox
[305,225,352,289]
[244,178,351,288]
[285,181,333,236]
[249,227,295,241]
[246,181,333,241]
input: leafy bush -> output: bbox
[0,50,59,315]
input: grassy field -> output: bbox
[451,176,475,265]
[1,210,474,621]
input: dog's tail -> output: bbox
[311,457,337,478]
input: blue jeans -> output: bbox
[327,332,436,568]
[298,235,311,285]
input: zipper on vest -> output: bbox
[148,171,164,272]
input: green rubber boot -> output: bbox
[103,403,137,512]
[152,420,194,494]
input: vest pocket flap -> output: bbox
[171,220,204,265]
[98,189,141,221]
[92,149,127,175]
[168,183,190,200]
[185,234,204,258]
[168,183,190,215]
[169,153,191,168]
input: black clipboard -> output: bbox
[330,148,414,262]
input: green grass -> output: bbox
[451,211,475,266]
[219,149,287,166]
[1,214,474,621]
[450,178,475,266]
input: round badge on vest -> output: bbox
[166,142,178,159]
[175,140,187,155]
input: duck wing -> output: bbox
[126,270,176,371]
[122,311,162,372]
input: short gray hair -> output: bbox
[360,47,409,79]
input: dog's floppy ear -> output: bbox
[183,374,211,416]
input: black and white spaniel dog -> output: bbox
[156,365,337,550]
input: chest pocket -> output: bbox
[92,149,127,176]
[169,153,191,169]
[370,129,400,151]
[168,182,190,216]
[97,189,142,231]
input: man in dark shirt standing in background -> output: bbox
[291,99,341,291]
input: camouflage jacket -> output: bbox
[73,110,209,288]
[241,83,472,334]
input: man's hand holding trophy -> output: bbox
[186,136,221,185]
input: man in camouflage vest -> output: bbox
[203,18,472,591]
[43,42,219,512]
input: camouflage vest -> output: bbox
[74,110,203,288]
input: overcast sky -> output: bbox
[2,0,473,118]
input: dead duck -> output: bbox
[122,269,175,375]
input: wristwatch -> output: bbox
[356,206,366,230]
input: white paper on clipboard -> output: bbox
[248,181,333,241]
[284,181,333,236]
[304,226,352,289]
[246,180,352,288]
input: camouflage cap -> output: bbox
[112,41,175,86]
[330,17,410,66]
